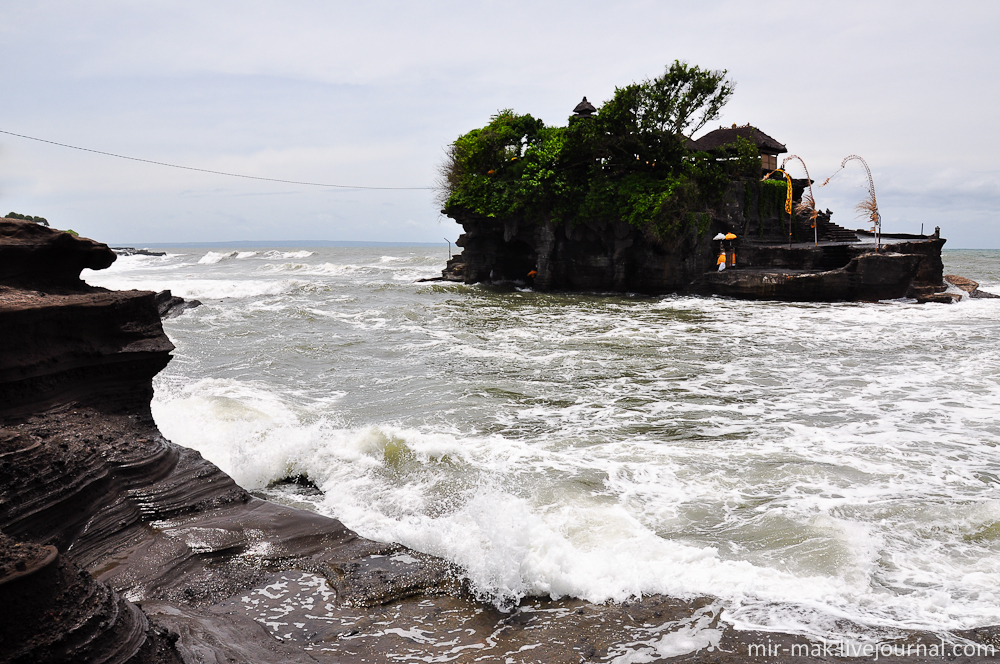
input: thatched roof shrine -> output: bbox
[572,97,597,117]
[688,124,787,155]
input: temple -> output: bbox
[688,124,787,173]
[436,104,956,303]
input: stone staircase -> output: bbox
[796,214,859,243]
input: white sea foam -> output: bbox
[606,605,725,662]
[198,250,239,264]
[151,371,1000,640]
[86,277,310,300]
[260,250,315,259]
[112,247,1000,641]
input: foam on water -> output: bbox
[261,250,315,259]
[198,250,239,264]
[108,246,1000,642]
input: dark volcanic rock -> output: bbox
[113,247,167,257]
[0,218,116,285]
[945,274,1000,299]
[442,182,951,302]
[450,209,719,293]
[0,530,181,664]
[689,243,946,302]
[0,288,174,417]
[155,289,202,318]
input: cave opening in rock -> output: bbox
[493,239,537,282]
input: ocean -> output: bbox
[83,247,1000,644]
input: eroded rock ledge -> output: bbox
[440,182,952,302]
[2,219,996,663]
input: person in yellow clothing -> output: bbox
[717,250,727,271]
[724,232,737,268]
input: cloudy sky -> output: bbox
[2,1,998,247]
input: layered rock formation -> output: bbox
[945,274,1000,299]
[0,220,457,663]
[441,180,950,302]
[690,237,948,302]
[444,208,718,294]
[154,290,202,318]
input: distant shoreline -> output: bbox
[116,240,449,248]
[109,242,997,251]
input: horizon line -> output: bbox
[111,239,450,248]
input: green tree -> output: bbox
[642,60,735,138]
[440,61,739,240]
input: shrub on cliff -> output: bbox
[440,61,745,240]
[6,212,49,226]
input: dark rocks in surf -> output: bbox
[113,246,167,257]
[155,289,202,318]
[945,274,1000,299]
[441,181,951,302]
[0,218,456,663]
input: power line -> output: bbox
[0,129,435,191]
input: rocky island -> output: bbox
[435,64,954,303]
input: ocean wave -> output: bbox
[119,247,1000,642]
[198,250,238,264]
[85,253,179,276]
[259,262,370,276]
[150,372,1000,638]
[85,277,310,300]
[261,250,315,259]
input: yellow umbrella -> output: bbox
[724,233,737,240]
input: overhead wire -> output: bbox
[0,129,435,191]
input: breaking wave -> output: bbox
[99,245,1000,642]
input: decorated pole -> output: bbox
[781,155,819,246]
[763,168,795,248]
[820,155,881,250]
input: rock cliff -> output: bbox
[441,181,949,302]
[0,220,456,663]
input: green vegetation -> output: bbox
[440,61,752,240]
[6,211,49,226]
[742,178,791,238]
[759,179,790,219]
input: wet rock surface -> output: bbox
[442,182,951,302]
[113,247,167,257]
[155,289,202,318]
[0,531,180,664]
[945,274,1000,299]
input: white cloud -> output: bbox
[1,0,998,245]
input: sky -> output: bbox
[2,1,998,247]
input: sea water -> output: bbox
[83,247,1000,643]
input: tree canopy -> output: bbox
[6,211,49,226]
[440,61,749,240]
[641,61,735,138]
